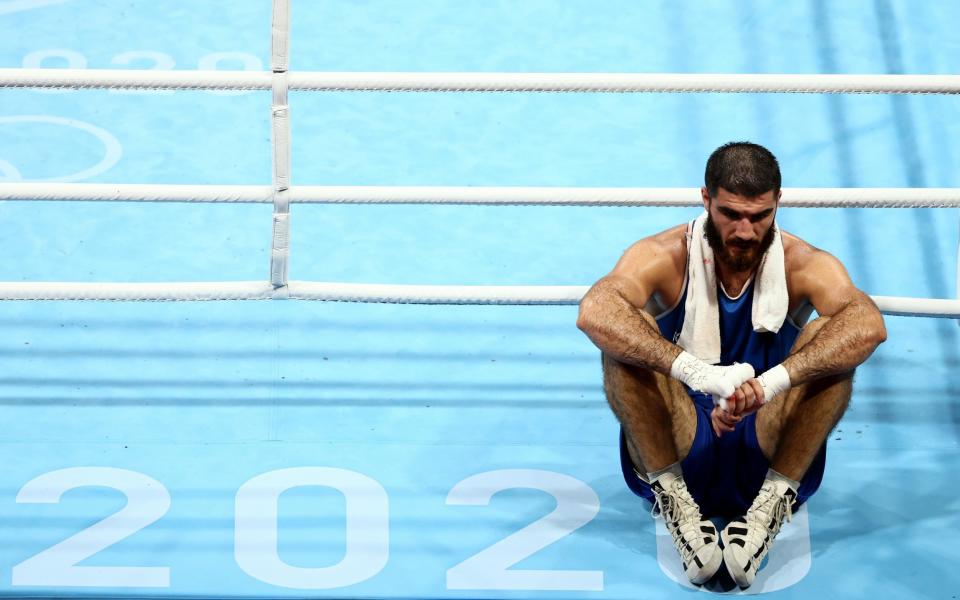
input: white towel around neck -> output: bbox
[676,211,788,364]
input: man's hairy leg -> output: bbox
[602,313,697,474]
[755,316,854,481]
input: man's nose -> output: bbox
[734,218,754,239]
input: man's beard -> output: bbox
[704,213,776,273]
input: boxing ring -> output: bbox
[1,0,959,598]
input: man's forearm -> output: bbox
[781,297,886,385]
[577,281,681,374]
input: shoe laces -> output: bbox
[744,481,793,541]
[652,477,710,551]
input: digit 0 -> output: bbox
[234,467,389,589]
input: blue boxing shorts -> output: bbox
[619,393,827,518]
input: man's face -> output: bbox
[701,187,779,273]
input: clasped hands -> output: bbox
[692,361,766,438]
[669,352,771,438]
[709,373,766,437]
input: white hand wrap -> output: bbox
[757,364,792,404]
[670,351,755,405]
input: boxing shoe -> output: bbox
[650,470,722,585]
[721,477,797,589]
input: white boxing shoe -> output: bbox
[649,470,723,585]
[721,478,798,589]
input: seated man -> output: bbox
[576,142,886,588]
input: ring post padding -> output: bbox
[269,102,291,288]
[271,102,290,192]
[271,0,290,73]
[269,0,292,289]
[271,210,290,286]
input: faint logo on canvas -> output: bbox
[0,0,71,17]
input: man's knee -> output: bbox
[790,315,830,354]
[602,354,668,414]
[807,368,855,403]
[789,315,857,387]
[637,309,659,329]
[602,309,665,383]
[603,354,697,451]
[755,358,854,461]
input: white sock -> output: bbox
[647,461,684,484]
[632,467,650,484]
[766,468,800,492]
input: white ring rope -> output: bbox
[0,183,269,202]
[287,283,586,305]
[2,69,960,94]
[1,69,269,90]
[2,183,960,208]
[0,282,276,302]
[3,63,958,314]
[0,282,957,318]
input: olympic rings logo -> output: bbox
[0,116,122,182]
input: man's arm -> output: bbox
[576,239,682,375]
[578,235,755,400]
[780,249,887,385]
[724,244,886,416]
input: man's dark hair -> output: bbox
[704,141,781,199]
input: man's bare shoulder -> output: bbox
[650,223,689,248]
[782,230,860,312]
[604,224,688,308]
[782,230,815,269]
[781,230,845,274]
[621,223,688,272]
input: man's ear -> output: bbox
[700,187,711,211]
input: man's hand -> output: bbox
[724,378,766,416]
[671,352,755,401]
[710,405,741,437]
[711,376,762,437]
[721,365,793,416]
